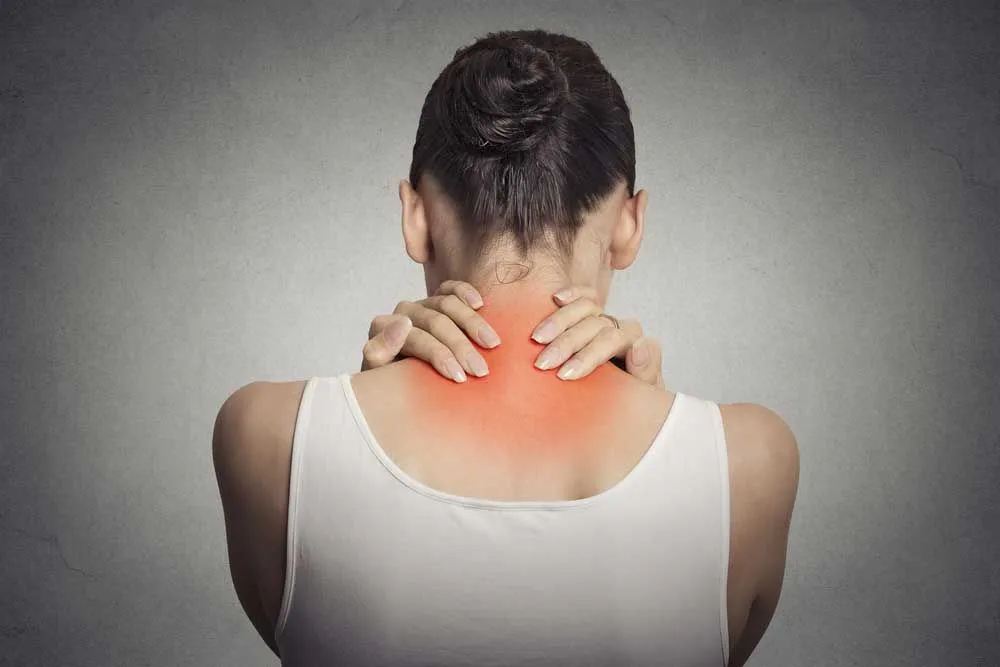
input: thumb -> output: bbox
[383,316,412,351]
[363,316,412,369]
[626,337,662,387]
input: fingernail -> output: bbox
[534,346,566,370]
[385,318,411,347]
[445,358,466,383]
[554,288,573,302]
[479,325,501,348]
[532,320,558,344]
[557,359,583,380]
[632,339,649,366]
[466,350,489,377]
[467,291,484,308]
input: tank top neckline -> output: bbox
[333,372,686,512]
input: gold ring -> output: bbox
[601,313,621,330]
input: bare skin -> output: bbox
[368,286,649,491]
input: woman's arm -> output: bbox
[722,403,800,666]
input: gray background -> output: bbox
[2,1,998,665]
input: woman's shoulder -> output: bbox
[719,402,800,485]
[719,400,800,595]
[214,380,307,449]
[717,401,800,534]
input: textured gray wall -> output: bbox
[2,1,998,665]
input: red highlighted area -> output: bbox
[394,286,631,477]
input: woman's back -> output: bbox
[355,345,674,503]
[272,364,736,665]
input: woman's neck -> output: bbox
[394,284,631,461]
[476,281,565,339]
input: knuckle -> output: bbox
[426,310,453,335]
[592,326,621,347]
[599,322,622,338]
[591,314,615,332]
[425,309,446,327]
[572,298,592,313]
[619,317,642,338]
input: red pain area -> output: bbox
[395,289,631,473]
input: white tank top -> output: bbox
[274,373,731,666]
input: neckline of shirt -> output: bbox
[335,372,685,512]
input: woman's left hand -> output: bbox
[533,285,665,389]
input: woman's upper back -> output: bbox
[353,357,675,503]
[213,361,798,666]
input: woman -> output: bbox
[213,29,799,666]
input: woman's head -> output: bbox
[400,29,648,305]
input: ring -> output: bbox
[600,313,621,330]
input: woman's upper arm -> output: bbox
[723,403,801,667]
[212,380,304,657]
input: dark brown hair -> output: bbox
[408,29,636,269]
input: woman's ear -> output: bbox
[609,188,648,270]
[399,179,431,264]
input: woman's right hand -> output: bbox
[361,280,501,383]
[362,280,665,389]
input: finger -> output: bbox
[396,297,491,377]
[395,296,499,351]
[531,296,604,344]
[435,279,484,309]
[626,337,665,389]
[554,322,633,381]
[534,315,608,372]
[397,327,470,383]
[552,284,601,306]
[425,293,501,349]
[538,314,643,379]
[362,315,412,369]
[603,316,644,360]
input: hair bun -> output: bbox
[443,39,570,155]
